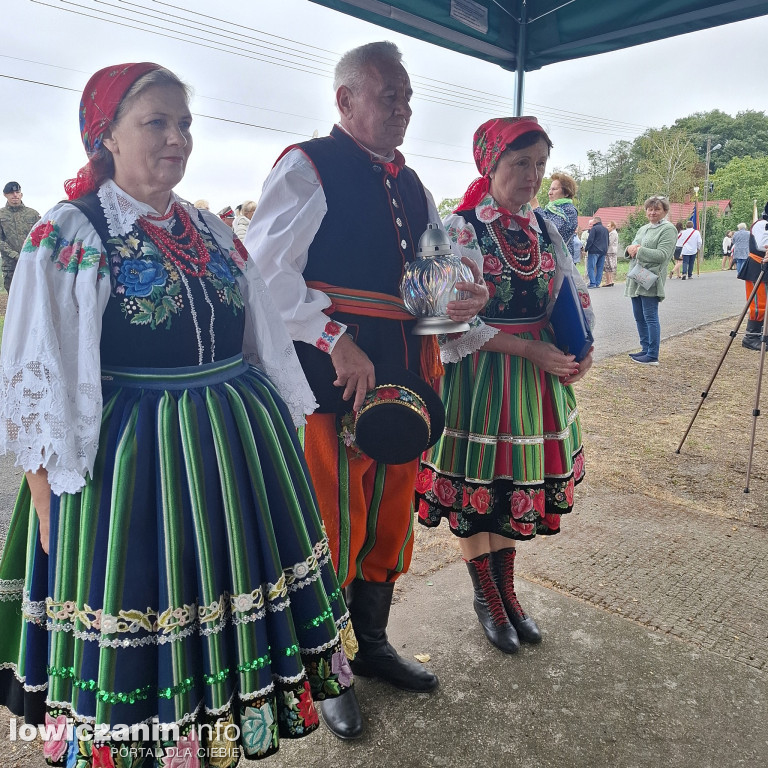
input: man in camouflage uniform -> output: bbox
[0,181,40,293]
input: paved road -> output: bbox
[589,269,745,360]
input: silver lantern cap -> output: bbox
[400,223,474,335]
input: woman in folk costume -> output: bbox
[417,118,595,654]
[0,62,354,767]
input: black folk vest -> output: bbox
[293,126,430,411]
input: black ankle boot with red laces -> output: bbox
[465,553,520,654]
[490,548,542,644]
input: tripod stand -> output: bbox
[676,263,768,492]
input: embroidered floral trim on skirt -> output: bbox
[417,330,585,540]
[0,356,356,767]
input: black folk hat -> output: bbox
[338,364,445,465]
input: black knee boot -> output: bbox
[742,319,764,351]
[490,548,542,644]
[465,554,520,654]
[346,579,439,692]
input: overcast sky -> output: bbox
[3,0,768,214]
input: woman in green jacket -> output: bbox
[625,195,677,365]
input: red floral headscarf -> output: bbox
[455,116,549,213]
[64,62,161,200]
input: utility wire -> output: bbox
[33,0,647,139]
[0,53,470,151]
[144,0,650,132]
[0,72,476,164]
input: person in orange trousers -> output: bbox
[741,204,768,350]
[247,41,488,740]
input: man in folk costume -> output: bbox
[248,41,488,739]
[741,202,768,350]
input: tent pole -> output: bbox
[514,0,527,116]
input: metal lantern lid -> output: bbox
[417,223,453,257]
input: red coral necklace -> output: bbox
[488,219,540,281]
[137,203,211,277]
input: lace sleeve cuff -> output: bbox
[438,318,498,363]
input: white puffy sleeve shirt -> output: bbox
[0,184,316,496]
[439,202,594,363]
[0,203,111,496]
[245,146,446,352]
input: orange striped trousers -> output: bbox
[303,413,418,588]
[746,254,767,322]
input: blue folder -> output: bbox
[549,274,594,362]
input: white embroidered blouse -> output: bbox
[439,196,594,363]
[245,142,446,353]
[0,180,317,496]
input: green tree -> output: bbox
[710,156,768,226]
[672,110,768,172]
[437,197,461,219]
[634,129,698,201]
[702,209,728,261]
[619,207,646,250]
[604,140,637,206]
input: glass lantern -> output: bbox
[400,223,474,335]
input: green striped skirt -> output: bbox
[0,356,354,766]
[418,325,585,540]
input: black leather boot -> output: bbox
[490,548,542,644]
[318,686,363,740]
[346,579,439,692]
[465,554,520,654]
[742,319,764,351]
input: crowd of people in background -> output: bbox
[6,181,756,302]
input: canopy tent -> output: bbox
[309,0,768,112]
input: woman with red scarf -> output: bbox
[417,117,594,654]
[0,63,354,766]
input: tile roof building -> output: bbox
[578,200,731,231]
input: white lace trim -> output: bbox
[0,662,49,692]
[2,361,102,495]
[440,407,578,447]
[301,634,341,655]
[439,319,499,363]
[266,599,291,614]
[0,578,24,601]
[97,179,178,237]
[227,608,268,628]
[22,593,47,624]
[45,698,210,734]
[273,671,307,685]
[239,275,318,427]
[335,611,351,627]
[24,541,334,648]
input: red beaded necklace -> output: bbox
[489,219,541,281]
[137,203,211,278]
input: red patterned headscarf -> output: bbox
[64,62,161,200]
[455,117,549,213]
